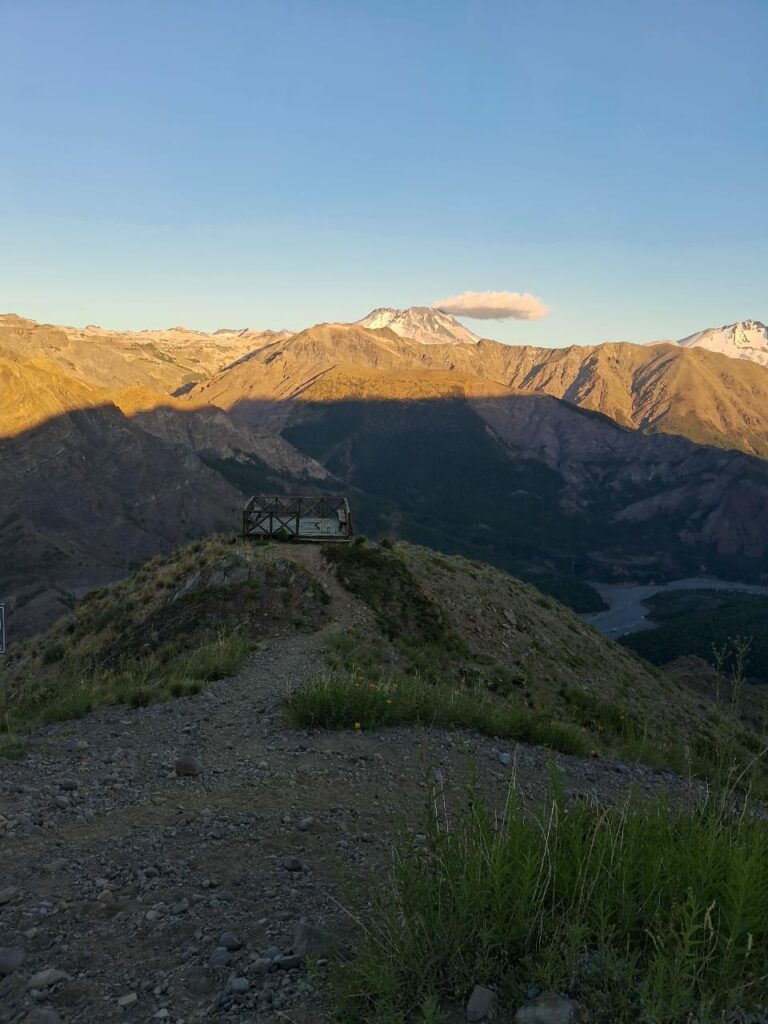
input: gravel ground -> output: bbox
[0,598,702,1023]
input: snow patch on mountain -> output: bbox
[355,306,481,345]
[677,319,768,367]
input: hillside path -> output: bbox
[0,601,693,1024]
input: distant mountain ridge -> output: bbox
[189,320,768,459]
[0,313,288,394]
[676,319,768,367]
[355,305,481,345]
[182,320,768,595]
[6,307,768,637]
[0,315,326,638]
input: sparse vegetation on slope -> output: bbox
[5,534,768,794]
[0,536,330,739]
[331,778,768,1024]
[286,670,590,757]
[313,540,768,790]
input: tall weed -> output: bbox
[331,777,768,1023]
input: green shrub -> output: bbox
[3,628,251,734]
[323,542,468,661]
[41,642,65,665]
[182,631,251,681]
[330,778,768,1023]
[285,671,589,757]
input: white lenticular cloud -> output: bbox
[432,289,550,321]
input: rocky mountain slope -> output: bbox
[677,318,768,368]
[183,322,768,593]
[0,313,289,394]
[355,305,481,345]
[0,404,243,638]
[0,334,328,639]
[7,307,768,637]
[190,320,768,458]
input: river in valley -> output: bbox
[582,578,768,637]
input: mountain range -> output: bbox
[3,306,768,636]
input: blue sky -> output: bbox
[1,0,766,346]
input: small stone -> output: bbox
[175,755,203,777]
[0,885,18,905]
[263,945,282,960]
[58,778,79,791]
[229,977,249,994]
[275,954,303,970]
[298,816,315,831]
[209,946,232,967]
[154,1011,170,1020]
[496,751,512,767]
[514,991,580,1024]
[218,931,242,951]
[23,1010,63,1024]
[526,986,542,1000]
[250,957,272,974]
[0,945,26,975]
[283,856,303,872]
[117,992,138,1009]
[466,984,497,1021]
[28,968,68,990]
[292,921,341,958]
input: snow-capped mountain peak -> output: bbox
[355,306,481,345]
[677,319,768,366]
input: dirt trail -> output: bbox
[0,567,694,1024]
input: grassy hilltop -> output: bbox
[2,535,765,788]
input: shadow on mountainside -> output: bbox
[220,391,768,583]
[5,390,768,637]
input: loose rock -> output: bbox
[292,921,340,958]
[466,984,497,1021]
[28,968,68,990]
[209,947,232,967]
[218,930,242,951]
[0,945,26,976]
[23,1010,63,1024]
[175,754,203,777]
